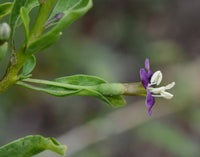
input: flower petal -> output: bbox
[140,68,148,88]
[148,69,153,80]
[145,58,150,70]
[146,89,155,116]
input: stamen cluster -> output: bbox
[148,71,175,99]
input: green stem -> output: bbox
[0,0,57,94]
[123,82,146,96]
[29,0,57,42]
[0,47,30,94]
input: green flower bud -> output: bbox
[0,23,11,44]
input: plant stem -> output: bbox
[0,0,57,94]
[0,47,30,94]
[29,0,57,42]
[123,83,146,96]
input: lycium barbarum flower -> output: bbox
[140,58,175,116]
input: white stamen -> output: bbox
[147,70,175,99]
[160,91,174,99]
[150,70,162,85]
[150,86,165,94]
[152,95,163,97]
[165,82,175,90]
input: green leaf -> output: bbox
[16,0,40,27]
[49,0,93,33]
[105,95,126,107]
[20,7,30,45]
[26,32,61,54]
[9,0,27,48]
[26,0,92,54]
[0,135,67,156]
[53,75,106,85]
[18,75,126,107]
[53,75,126,107]
[48,0,81,26]
[21,55,36,76]
[0,42,8,62]
[17,81,80,97]
[0,2,13,20]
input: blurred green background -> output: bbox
[1,0,200,157]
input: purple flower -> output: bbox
[140,59,155,115]
[140,59,175,116]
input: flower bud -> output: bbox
[0,23,11,44]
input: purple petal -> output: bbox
[148,69,153,80]
[148,106,153,116]
[145,58,150,70]
[140,69,148,89]
[146,89,155,116]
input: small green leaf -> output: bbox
[0,42,8,62]
[16,0,40,27]
[20,7,30,45]
[21,55,36,76]
[26,0,92,54]
[0,2,13,20]
[9,0,27,48]
[16,81,80,97]
[105,95,126,107]
[26,32,61,54]
[0,135,67,156]
[54,75,106,85]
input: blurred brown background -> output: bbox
[1,0,200,157]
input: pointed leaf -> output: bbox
[0,2,13,20]
[105,95,126,107]
[17,81,80,97]
[20,7,30,45]
[21,55,36,76]
[49,0,93,33]
[48,0,81,26]
[26,32,61,54]
[54,74,107,85]
[16,0,40,27]
[0,135,67,156]
[9,0,27,48]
